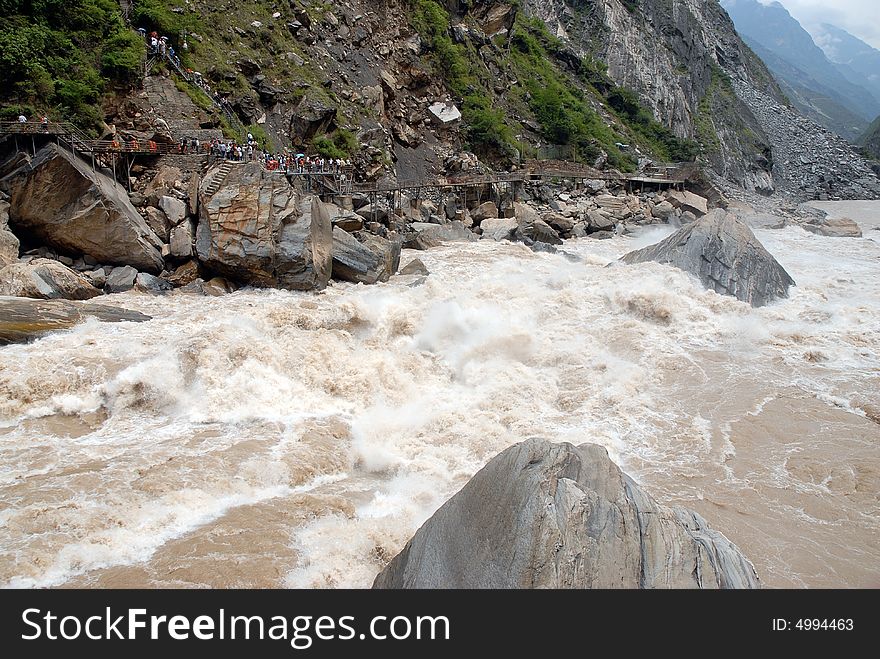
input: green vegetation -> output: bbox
[0,0,145,131]
[409,0,517,156]
[313,128,358,159]
[408,2,695,167]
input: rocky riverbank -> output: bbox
[0,137,868,346]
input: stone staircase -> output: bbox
[141,77,224,145]
[204,161,235,196]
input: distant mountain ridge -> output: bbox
[721,0,880,141]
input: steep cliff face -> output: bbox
[523,0,780,192]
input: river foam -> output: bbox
[1,202,878,588]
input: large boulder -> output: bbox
[288,97,336,143]
[0,144,164,272]
[331,228,400,284]
[373,439,760,589]
[0,198,20,267]
[621,210,795,307]
[0,296,150,344]
[0,259,101,300]
[471,201,499,223]
[196,163,332,290]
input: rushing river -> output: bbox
[1,201,878,589]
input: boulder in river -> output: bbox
[0,296,151,344]
[0,259,101,300]
[331,228,400,284]
[373,439,760,589]
[0,144,165,273]
[196,163,332,290]
[620,210,795,307]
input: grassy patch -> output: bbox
[0,0,146,132]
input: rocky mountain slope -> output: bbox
[4,0,880,201]
[721,0,879,141]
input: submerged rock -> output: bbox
[373,439,760,589]
[0,296,150,344]
[399,258,429,276]
[0,144,164,273]
[621,210,795,307]
[802,217,863,238]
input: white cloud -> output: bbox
[771,0,880,49]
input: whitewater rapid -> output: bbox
[1,202,878,588]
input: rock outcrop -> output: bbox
[196,163,332,290]
[373,439,760,589]
[0,259,101,300]
[0,296,151,344]
[0,144,165,272]
[621,210,795,307]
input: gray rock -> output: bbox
[142,207,170,242]
[355,203,389,221]
[0,259,102,300]
[404,221,477,250]
[169,220,195,258]
[0,297,151,344]
[544,213,575,234]
[667,190,708,217]
[517,217,563,246]
[159,195,187,225]
[586,210,615,231]
[106,265,138,293]
[373,439,760,589]
[621,210,795,307]
[85,269,106,289]
[480,218,518,242]
[1,144,164,272]
[332,214,364,233]
[652,201,677,221]
[331,228,399,284]
[0,198,20,267]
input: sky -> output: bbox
[761,0,880,49]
